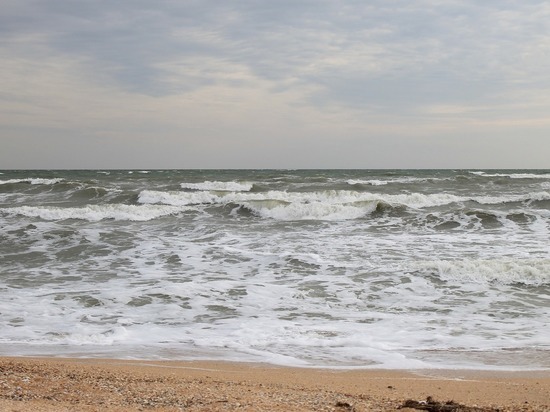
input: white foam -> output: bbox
[137,188,550,220]
[412,258,550,285]
[138,190,468,220]
[246,200,377,220]
[3,204,185,221]
[2,170,550,370]
[139,189,467,215]
[1,230,549,369]
[474,191,550,204]
[181,181,253,192]
[347,179,388,186]
[139,190,218,206]
[471,171,550,179]
[347,177,435,186]
[0,178,64,185]
[57,326,130,346]
[385,192,464,208]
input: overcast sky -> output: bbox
[2,1,550,169]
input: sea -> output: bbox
[0,169,549,370]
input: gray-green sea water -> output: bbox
[1,169,549,369]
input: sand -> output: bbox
[1,357,549,411]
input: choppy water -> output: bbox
[0,169,549,370]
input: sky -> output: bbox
[1,1,550,169]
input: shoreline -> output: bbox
[1,356,549,411]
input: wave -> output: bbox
[2,204,185,221]
[347,179,388,186]
[139,190,380,220]
[68,186,110,201]
[139,190,219,206]
[412,258,550,286]
[139,189,502,209]
[139,189,465,208]
[0,182,526,223]
[470,171,550,180]
[472,191,550,204]
[181,181,253,192]
[0,178,64,185]
[137,188,550,221]
[346,177,434,186]
[243,200,380,220]
[138,189,459,220]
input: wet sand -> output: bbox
[1,357,549,411]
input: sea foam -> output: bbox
[181,181,253,192]
[1,169,549,370]
[0,178,64,185]
[412,258,550,286]
[3,204,184,221]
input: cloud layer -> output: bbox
[2,1,550,168]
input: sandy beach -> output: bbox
[1,357,549,411]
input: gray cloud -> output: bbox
[6,1,550,97]
[1,0,550,168]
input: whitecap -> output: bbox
[3,204,185,221]
[0,178,64,185]
[347,179,387,186]
[181,181,253,192]
[135,189,477,221]
[245,200,378,221]
[473,191,550,204]
[470,171,550,179]
[139,190,219,206]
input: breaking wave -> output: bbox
[137,189,550,221]
[0,178,64,185]
[2,204,185,221]
[470,171,550,179]
[181,181,253,192]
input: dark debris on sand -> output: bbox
[401,396,500,412]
